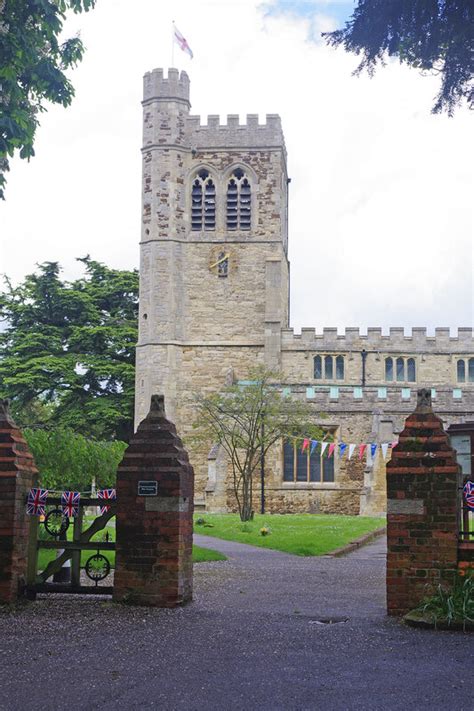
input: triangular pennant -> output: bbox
[348,444,356,460]
[320,442,329,457]
[370,443,377,458]
[328,443,336,457]
[339,442,347,458]
[381,443,389,460]
[359,444,367,460]
[391,440,398,449]
[310,440,319,455]
[302,438,309,452]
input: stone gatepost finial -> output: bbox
[415,388,432,413]
[150,394,165,415]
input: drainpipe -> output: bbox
[361,349,367,387]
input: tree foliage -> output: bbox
[324,0,474,114]
[0,258,138,441]
[192,368,325,521]
[0,0,96,198]
[24,427,126,491]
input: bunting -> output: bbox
[287,435,398,463]
[26,488,48,516]
[359,444,367,460]
[348,443,357,460]
[97,488,116,515]
[61,491,81,518]
[328,443,336,457]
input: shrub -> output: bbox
[417,572,474,630]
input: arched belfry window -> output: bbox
[227,168,251,231]
[191,169,215,231]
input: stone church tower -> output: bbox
[136,68,288,498]
[136,68,474,515]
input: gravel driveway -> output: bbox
[0,534,472,711]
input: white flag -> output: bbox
[173,24,193,59]
[381,443,389,460]
[348,443,356,460]
[320,442,328,457]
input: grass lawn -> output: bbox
[194,513,385,556]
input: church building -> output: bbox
[135,68,474,516]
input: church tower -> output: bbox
[135,68,289,489]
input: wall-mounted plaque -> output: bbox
[138,480,158,496]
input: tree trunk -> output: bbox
[240,474,253,522]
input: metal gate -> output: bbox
[26,496,116,599]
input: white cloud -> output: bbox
[0,0,472,333]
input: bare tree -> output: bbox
[192,368,325,521]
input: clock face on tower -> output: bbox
[209,247,235,278]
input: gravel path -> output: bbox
[0,533,472,711]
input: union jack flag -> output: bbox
[463,480,474,512]
[61,491,80,517]
[97,488,116,514]
[26,488,48,516]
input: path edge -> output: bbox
[327,526,387,557]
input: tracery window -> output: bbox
[385,356,416,382]
[457,358,474,383]
[283,440,334,483]
[226,168,251,231]
[313,355,344,381]
[191,169,216,231]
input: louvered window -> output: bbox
[227,168,251,231]
[191,169,215,231]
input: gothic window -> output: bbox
[324,355,333,380]
[396,357,405,382]
[191,169,215,231]
[283,440,334,483]
[313,356,322,379]
[335,356,344,380]
[456,358,474,383]
[457,360,465,382]
[386,356,416,382]
[226,168,251,231]
[407,358,416,382]
[469,358,474,382]
[313,355,344,381]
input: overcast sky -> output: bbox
[1,0,472,334]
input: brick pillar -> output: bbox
[0,401,38,604]
[114,395,194,607]
[386,389,459,616]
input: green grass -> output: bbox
[193,513,385,556]
[37,544,225,572]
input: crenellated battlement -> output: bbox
[280,327,474,353]
[186,113,286,152]
[143,68,190,105]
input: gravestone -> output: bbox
[0,401,37,604]
[113,395,194,607]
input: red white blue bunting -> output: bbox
[97,488,116,514]
[26,488,48,516]
[463,481,474,512]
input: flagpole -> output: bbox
[171,20,175,67]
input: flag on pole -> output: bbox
[173,24,193,59]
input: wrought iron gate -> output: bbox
[26,496,116,599]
